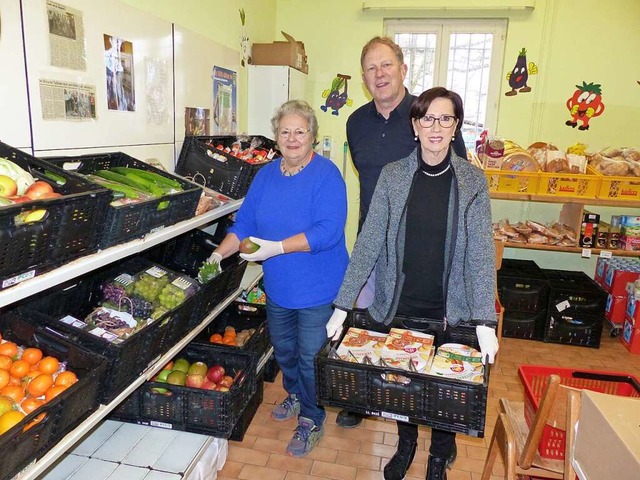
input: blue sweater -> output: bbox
[230,154,349,309]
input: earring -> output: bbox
[414,134,418,141]
[452,135,455,141]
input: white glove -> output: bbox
[208,252,222,265]
[239,236,284,262]
[326,309,348,340]
[476,325,499,365]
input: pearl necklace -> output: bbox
[422,164,451,177]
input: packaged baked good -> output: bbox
[429,343,484,383]
[335,327,387,364]
[379,328,435,373]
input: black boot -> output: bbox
[384,439,417,480]
[426,455,448,480]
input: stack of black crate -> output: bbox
[497,259,549,340]
[541,269,607,348]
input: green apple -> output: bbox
[172,358,190,373]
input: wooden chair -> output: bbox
[481,375,582,480]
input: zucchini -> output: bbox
[87,174,143,199]
[94,169,164,197]
[110,167,182,190]
[42,169,67,186]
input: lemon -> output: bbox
[0,396,15,417]
[23,209,47,223]
[0,410,25,434]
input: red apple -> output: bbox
[239,238,260,254]
[25,181,54,200]
[206,365,225,384]
[0,175,18,197]
[39,192,62,199]
[10,196,32,203]
[185,373,204,388]
[201,380,217,390]
[214,385,230,392]
[218,375,234,388]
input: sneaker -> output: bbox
[426,455,448,480]
[271,394,300,421]
[286,416,324,457]
[336,409,364,428]
[383,439,417,480]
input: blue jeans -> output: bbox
[266,299,331,427]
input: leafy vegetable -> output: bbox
[0,157,35,195]
[197,260,221,284]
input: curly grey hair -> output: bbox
[270,100,319,141]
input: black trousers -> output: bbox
[397,421,456,457]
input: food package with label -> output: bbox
[335,327,387,364]
[379,328,436,373]
[429,343,484,383]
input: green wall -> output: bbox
[120,0,639,274]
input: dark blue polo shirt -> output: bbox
[346,90,417,230]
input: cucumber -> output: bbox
[111,167,182,189]
[42,169,67,186]
[94,170,164,197]
[87,174,142,199]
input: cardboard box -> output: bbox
[573,390,640,480]
[605,293,627,325]
[579,212,600,248]
[621,314,640,354]
[251,31,308,73]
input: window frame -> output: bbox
[385,18,507,137]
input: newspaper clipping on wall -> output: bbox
[40,79,96,121]
[47,1,87,71]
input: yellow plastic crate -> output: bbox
[484,168,539,194]
[597,173,640,201]
[535,166,601,198]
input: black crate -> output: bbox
[229,368,265,442]
[193,305,269,360]
[502,310,546,340]
[0,142,110,290]
[144,228,247,327]
[315,312,490,437]
[263,351,280,383]
[0,313,107,480]
[498,262,549,313]
[542,269,607,316]
[176,135,278,199]
[8,257,196,403]
[42,152,202,248]
[122,343,257,438]
[543,311,604,348]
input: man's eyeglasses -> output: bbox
[417,115,457,129]
[278,129,310,140]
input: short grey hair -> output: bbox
[271,100,319,141]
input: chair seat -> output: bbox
[508,401,565,476]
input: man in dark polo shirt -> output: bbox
[339,36,466,430]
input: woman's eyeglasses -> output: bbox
[417,115,456,128]
[278,129,310,140]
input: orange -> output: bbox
[222,336,236,346]
[44,384,67,402]
[9,360,30,380]
[0,342,18,359]
[21,397,44,414]
[209,333,223,343]
[23,412,46,432]
[0,410,25,434]
[37,357,60,375]
[0,385,25,403]
[0,355,12,371]
[54,371,77,387]
[0,370,9,390]
[21,348,43,365]
[27,374,54,397]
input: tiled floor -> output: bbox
[218,329,640,480]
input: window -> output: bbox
[386,19,507,149]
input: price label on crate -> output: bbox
[581,248,592,258]
[599,250,613,258]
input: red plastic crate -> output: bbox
[518,365,640,460]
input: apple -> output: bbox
[39,192,62,199]
[218,375,234,388]
[187,361,208,377]
[10,195,31,203]
[185,373,204,388]
[201,380,217,390]
[25,181,54,200]
[239,238,260,254]
[206,365,225,384]
[214,385,230,392]
[0,175,18,197]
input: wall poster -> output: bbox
[212,66,237,134]
[46,1,86,70]
[104,34,135,111]
[39,79,96,121]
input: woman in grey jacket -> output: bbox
[326,87,498,480]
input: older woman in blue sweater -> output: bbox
[210,100,348,457]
